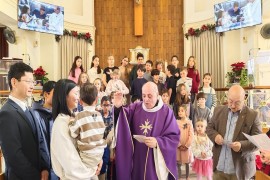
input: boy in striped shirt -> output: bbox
[69,83,106,180]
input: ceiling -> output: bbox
[0,11,16,28]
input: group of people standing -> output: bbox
[0,52,263,180]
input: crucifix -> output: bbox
[134,0,143,36]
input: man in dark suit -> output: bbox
[207,85,262,180]
[0,62,49,180]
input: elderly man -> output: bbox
[207,85,262,180]
[113,82,180,180]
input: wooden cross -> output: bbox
[134,0,143,36]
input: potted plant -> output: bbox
[33,66,48,86]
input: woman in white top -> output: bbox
[51,79,102,180]
[88,55,103,83]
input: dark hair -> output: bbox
[101,96,111,105]
[80,83,98,106]
[91,55,101,74]
[233,2,239,7]
[52,79,77,119]
[171,55,178,61]
[151,69,160,76]
[161,88,169,95]
[8,62,33,90]
[199,73,212,91]
[137,53,144,59]
[196,92,206,100]
[146,60,153,66]
[155,61,163,68]
[77,72,90,87]
[137,64,146,72]
[131,95,140,103]
[21,5,30,14]
[42,81,56,95]
[70,56,84,78]
[167,65,175,75]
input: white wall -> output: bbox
[0,0,95,81]
[183,0,270,73]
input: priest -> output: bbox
[112,82,180,180]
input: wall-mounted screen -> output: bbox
[18,0,64,35]
[214,0,262,33]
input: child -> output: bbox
[171,55,181,81]
[151,69,164,95]
[199,73,217,114]
[143,60,153,81]
[161,89,173,109]
[165,65,176,105]
[187,56,200,104]
[130,64,148,100]
[194,92,211,123]
[191,119,213,180]
[129,53,144,86]
[176,67,193,96]
[94,78,107,111]
[176,105,194,180]
[156,61,166,84]
[99,96,113,180]
[174,83,194,124]
[69,83,106,180]
[102,55,119,87]
[68,56,84,83]
[76,72,90,112]
[88,55,103,83]
[78,72,90,88]
[105,69,129,96]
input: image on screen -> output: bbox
[17,0,64,35]
[214,0,262,33]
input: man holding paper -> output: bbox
[113,82,180,180]
[207,85,262,180]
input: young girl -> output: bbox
[176,105,194,180]
[68,56,84,83]
[191,118,213,180]
[76,72,90,112]
[87,55,103,83]
[105,69,129,96]
[174,83,194,124]
[161,89,172,109]
[102,55,119,87]
[199,73,217,114]
[94,78,107,111]
[187,56,200,104]
[77,72,90,88]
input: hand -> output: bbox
[175,72,179,77]
[201,152,207,159]
[230,141,241,152]
[144,137,157,148]
[214,134,224,145]
[113,91,123,108]
[95,160,103,175]
[40,170,49,180]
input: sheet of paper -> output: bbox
[243,132,270,151]
[133,135,146,143]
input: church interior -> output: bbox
[1,0,270,179]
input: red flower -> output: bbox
[85,32,91,39]
[201,25,208,31]
[71,31,78,37]
[33,66,47,80]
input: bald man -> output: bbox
[112,82,180,180]
[207,85,262,180]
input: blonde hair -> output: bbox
[77,72,90,87]
[195,118,207,134]
[175,83,190,105]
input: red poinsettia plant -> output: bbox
[231,62,245,76]
[33,66,49,83]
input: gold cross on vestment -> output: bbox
[140,119,152,135]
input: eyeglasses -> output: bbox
[19,79,36,85]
